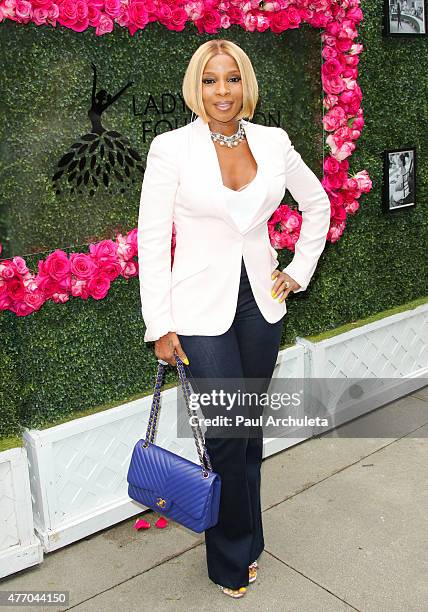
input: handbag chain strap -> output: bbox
[142,353,213,476]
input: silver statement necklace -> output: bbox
[209,120,246,148]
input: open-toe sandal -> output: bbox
[249,560,258,583]
[217,584,247,598]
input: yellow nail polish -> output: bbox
[183,358,189,365]
[271,289,277,297]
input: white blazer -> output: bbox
[138,115,331,342]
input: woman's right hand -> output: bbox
[154,332,190,367]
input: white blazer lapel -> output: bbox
[190,116,269,235]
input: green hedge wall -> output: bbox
[0,4,427,439]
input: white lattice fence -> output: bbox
[295,303,428,432]
[0,447,43,578]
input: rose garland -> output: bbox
[0,0,373,316]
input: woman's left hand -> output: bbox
[271,269,301,302]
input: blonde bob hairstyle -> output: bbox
[182,39,259,124]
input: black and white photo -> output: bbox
[383,147,416,211]
[384,0,427,35]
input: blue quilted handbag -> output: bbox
[127,353,221,533]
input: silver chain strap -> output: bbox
[142,352,213,477]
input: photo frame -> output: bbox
[383,0,427,36]
[382,146,416,212]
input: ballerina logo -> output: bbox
[52,63,144,197]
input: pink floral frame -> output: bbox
[0,0,372,316]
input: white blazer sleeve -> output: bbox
[278,128,331,293]
[137,133,178,342]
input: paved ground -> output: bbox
[3,386,427,611]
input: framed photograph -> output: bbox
[383,147,416,212]
[383,0,427,36]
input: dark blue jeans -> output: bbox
[177,256,284,589]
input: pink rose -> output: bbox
[33,7,49,24]
[71,278,90,299]
[97,260,122,280]
[220,13,230,29]
[344,200,360,214]
[310,11,330,29]
[286,6,301,29]
[51,292,70,303]
[0,261,16,279]
[336,35,353,54]
[333,125,355,143]
[345,54,359,69]
[322,58,344,80]
[104,0,120,18]
[95,13,113,35]
[7,277,25,301]
[116,240,134,260]
[321,34,337,47]
[322,165,348,190]
[70,253,97,279]
[44,250,70,280]
[15,0,32,21]
[331,197,348,220]
[323,93,339,110]
[327,137,355,161]
[269,10,289,33]
[346,8,363,25]
[157,3,172,21]
[12,256,29,275]
[353,170,372,193]
[24,290,45,311]
[322,46,338,61]
[89,239,118,260]
[323,106,347,131]
[327,221,346,243]
[14,302,36,316]
[36,272,61,297]
[324,155,341,174]
[195,9,221,34]
[349,43,364,55]
[342,75,358,90]
[88,271,111,299]
[32,0,54,7]
[47,4,59,23]
[0,293,12,310]
[283,213,301,232]
[58,0,89,32]
[126,228,138,252]
[121,260,137,278]
[88,6,102,25]
[322,74,345,96]
[339,85,362,114]
[167,7,188,31]
[127,0,149,34]
[255,14,270,32]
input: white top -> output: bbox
[222,169,264,232]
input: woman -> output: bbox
[137,39,331,599]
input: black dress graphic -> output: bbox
[52,63,144,197]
